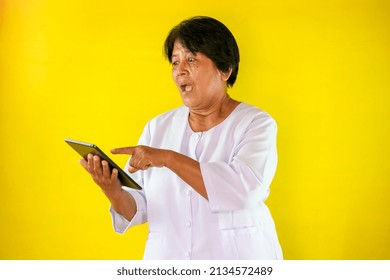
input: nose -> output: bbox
[175,61,189,76]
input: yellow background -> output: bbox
[1,0,389,259]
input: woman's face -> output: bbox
[171,41,230,111]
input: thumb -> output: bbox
[128,165,139,174]
[79,158,88,170]
[111,146,136,155]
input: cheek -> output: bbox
[200,72,221,89]
[171,71,179,87]
[171,70,175,81]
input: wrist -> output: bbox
[163,149,175,169]
[103,185,123,203]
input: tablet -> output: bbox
[65,138,142,190]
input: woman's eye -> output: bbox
[188,57,195,63]
[172,61,179,66]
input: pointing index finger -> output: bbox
[110,146,135,155]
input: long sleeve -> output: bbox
[109,187,147,233]
[200,113,277,212]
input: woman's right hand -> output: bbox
[79,153,137,222]
[79,153,122,200]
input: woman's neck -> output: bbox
[188,95,240,132]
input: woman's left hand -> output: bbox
[112,145,208,199]
[111,145,170,173]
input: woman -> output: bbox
[80,16,283,259]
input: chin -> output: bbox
[180,96,196,109]
[181,98,192,108]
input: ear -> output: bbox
[220,67,233,82]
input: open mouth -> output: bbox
[180,83,193,92]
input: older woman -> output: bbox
[80,16,283,260]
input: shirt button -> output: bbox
[185,251,191,259]
[186,190,192,197]
[185,221,192,228]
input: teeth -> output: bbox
[179,83,193,92]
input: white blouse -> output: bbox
[110,103,283,260]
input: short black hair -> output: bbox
[164,16,240,87]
